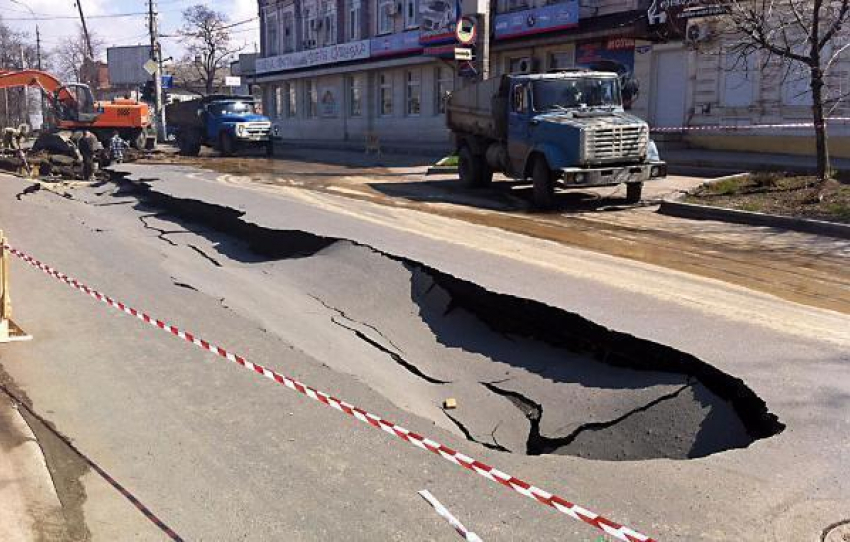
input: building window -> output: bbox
[303,6,317,49]
[722,51,756,108]
[348,77,363,117]
[508,57,532,74]
[265,11,280,56]
[319,1,337,46]
[404,0,417,29]
[435,66,453,114]
[287,82,297,117]
[282,11,296,52]
[306,80,318,117]
[275,86,284,118]
[549,51,573,71]
[347,0,362,41]
[497,0,530,14]
[406,70,421,115]
[378,72,393,116]
[378,0,394,35]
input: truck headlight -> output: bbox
[236,124,246,137]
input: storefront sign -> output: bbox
[370,30,422,58]
[494,0,579,40]
[420,0,459,45]
[256,40,371,74]
[647,0,725,35]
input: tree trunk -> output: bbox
[810,67,830,182]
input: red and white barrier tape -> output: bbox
[4,244,656,542]
[418,489,483,541]
[650,118,850,133]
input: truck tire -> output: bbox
[131,130,146,150]
[625,182,643,203]
[177,132,199,156]
[220,133,236,157]
[532,156,556,210]
[458,146,491,188]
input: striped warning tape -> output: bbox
[4,243,657,542]
[419,489,483,541]
[650,118,850,132]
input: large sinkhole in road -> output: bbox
[120,175,785,461]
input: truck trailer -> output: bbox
[446,70,666,209]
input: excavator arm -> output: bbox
[0,69,77,105]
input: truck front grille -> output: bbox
[244,123,271,136]
[584,125,648,162]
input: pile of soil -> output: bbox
[686,174,850,224]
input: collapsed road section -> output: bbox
[103,170,784,461]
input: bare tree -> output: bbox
[0,16,41,127]
[715,0,850,182]
[51,25,105,87]
[179,5,243,95]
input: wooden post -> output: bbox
[0,231,31,343]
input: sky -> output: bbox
[1,0,260,62]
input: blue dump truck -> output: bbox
[166,95,274,157]
[446,70,666,209]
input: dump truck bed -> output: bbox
[165,99,204,130]
[445,76,506,140]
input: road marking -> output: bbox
[4,243,656,542]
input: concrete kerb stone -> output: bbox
[658,175,850,241]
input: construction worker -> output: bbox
[73,131,101,181]
[109,131,129,164]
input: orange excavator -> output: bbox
[0,69,153,149]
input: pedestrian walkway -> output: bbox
[0,391,69,541]
[664,148,850,176]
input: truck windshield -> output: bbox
[532,78,621,111]
[207,101,256,116]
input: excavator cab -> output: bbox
[54,84,99,123]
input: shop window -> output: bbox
[509,57,532,74]
[379,72,393,116]
[435,66,454,114]
[406,70,421,116]
[275,86,284,118]
[287,82,297,117]
[306,80,318,117]
[349,77,363,117]
[549,51,573,71]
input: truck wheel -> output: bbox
[532,156,556,210]
[220,133,236,157]
[459,146,490,187]
[625,182,643,203]
[132,130,146,150]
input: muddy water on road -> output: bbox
[141,154,850,315]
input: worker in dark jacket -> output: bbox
[74,131,101,180]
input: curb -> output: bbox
[659,195,850,240]
[425,166,458,176]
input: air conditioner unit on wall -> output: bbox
[685,19,713,46]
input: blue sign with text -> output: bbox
[494,1,579,40]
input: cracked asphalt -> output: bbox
[0,159,848,540]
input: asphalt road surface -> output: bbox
[0,157,848,541]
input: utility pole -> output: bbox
[75,0,95,59]
[36,25,44,130]
[148,0,166,141]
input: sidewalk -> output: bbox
[0,391,69,541]
[664,148,850,176]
